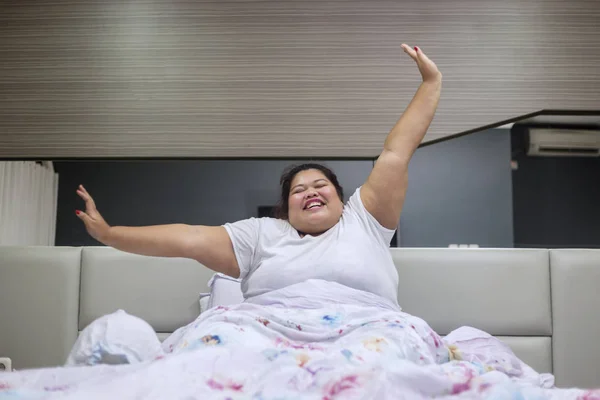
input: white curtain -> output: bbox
[0,161,59,246]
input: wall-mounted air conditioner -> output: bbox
[527,128,600,157]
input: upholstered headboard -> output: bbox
[1,246,599,389]
[393,248,552,374]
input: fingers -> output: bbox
[77,184,95,201]
[75,209,90,224]
[76,184,97,212]
[402,43,432,64]
[76,184,92,201]
[414,46,433,64]
[76,188,86,201]
[401,43,418,62]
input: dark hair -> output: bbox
[274,163,344,220]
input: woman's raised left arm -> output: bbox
[361,44,442,229]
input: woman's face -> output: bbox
[287,169,344,236]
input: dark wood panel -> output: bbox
[1,0,599,158]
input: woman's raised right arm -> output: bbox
[75,185,240,278]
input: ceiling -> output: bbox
[423,110,600,148]
[1,0,599,158]
[516,114,600,128]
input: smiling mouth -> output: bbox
[304,201,325,211]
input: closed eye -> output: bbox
[292,187,305,194]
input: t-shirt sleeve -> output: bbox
[222,218,260,280]
[346,186,397,246]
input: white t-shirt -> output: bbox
[223,186,400,307]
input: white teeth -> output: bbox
[306,202,323,209]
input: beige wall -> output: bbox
[0,0,598,158]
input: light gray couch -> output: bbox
[0,246,599,389]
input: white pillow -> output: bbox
[65,309,163,366]
[198,293,211,313]
[206,273,244,309]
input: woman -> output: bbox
[69,44,443,365]
[65,43,449,375]
[75,44,441,305]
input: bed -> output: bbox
[0,246,599,398]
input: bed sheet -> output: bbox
[1,280,598,399]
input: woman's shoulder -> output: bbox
[257,216,287,226]
[341,186,396,244]
[223,216,286,238]
[250,216,292,236]
[222,216,292,249]
[341,186,363,216]
[226,216,285,228]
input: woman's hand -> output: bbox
[76,185,111,243]
[401,44,442,83]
